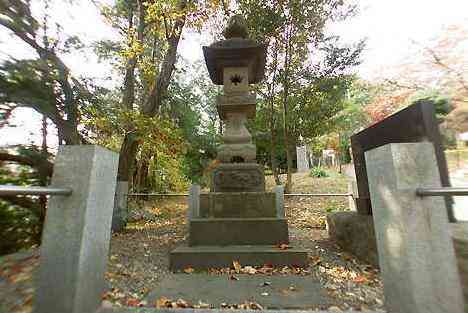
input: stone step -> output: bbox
[170,245,308,270]
[189,218,289,246]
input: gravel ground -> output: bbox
[0,171,385,312]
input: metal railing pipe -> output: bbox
[416,187,468,197]
[127,193,188,197]
[284,193,352,197]
[0,185,72,196]
[126,192,352,197]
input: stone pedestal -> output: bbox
[212,163,265,192]
[199,192,276,218]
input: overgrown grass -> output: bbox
[310,166,328,178]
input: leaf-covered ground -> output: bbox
[0,171,385,313]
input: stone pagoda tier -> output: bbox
[170,15,307,270]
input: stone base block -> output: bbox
[170,245,308,270]
[200,192,276,218]
[328,213,468,305]
[326,211,378,267]
[212,163,265,192]
[217,143,256,163]
[189,218,288,246]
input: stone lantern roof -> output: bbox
[202,15,266,85]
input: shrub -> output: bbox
[310,166,329,178]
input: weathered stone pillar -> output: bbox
[347,180,357,211]
[365,142,463,313]
[296,145,309,173]
[34,145,119,313]
[275,185,285,218]
[187,184,200,220]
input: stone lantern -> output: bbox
[203,15,266,192]
[169,15,307,270]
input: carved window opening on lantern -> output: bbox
[231,156,245,163]
[230,74,243,86]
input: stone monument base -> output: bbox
[200,192,276,218]
[212,163,265,192]
[170,185,307,270]
[326,211,378,267]
[188,217,289,246]
[170,245,308,270]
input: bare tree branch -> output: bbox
[0,152,53,177]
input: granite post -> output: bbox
[188,184,200,220]
[348,180,357,211]
[365,143,463,313]
[34,145,119,313]
[296,145,309,173]
[275,185,285,218]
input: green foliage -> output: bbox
[0,146,51,255]
[325,205,339,213]
[83,103,191,192]
[161,69,221,185]
[407,89,456,148]
[0,201,40,255]
[329,79,372,161]
[310,166,329,178]
[238,0,364,181]
[407,89,453,122]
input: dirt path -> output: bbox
[0,172,385,312]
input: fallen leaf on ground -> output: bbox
[233,260,241,273]
[328,306,343,312]
[249,302,264,310]
[176,298,189,308]
[196,300,210,308]
[126,298,141,307]
[309,255,321,266]
[259,281,271,287]
[353,275,369,284]
[243,266,257,274]
[156,297,171,308]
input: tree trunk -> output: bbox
[267,43,280,185]
[38,115,48,238]
[282,26,293,193]
[116,1,143,188]
[117,133,140,185]
[122,3,141,110]
[142,37,182,115]
[116,0,187,187]
[135,159,149,192]
[141,0,186,115]
[269,96,280,185]
[270,127,281,185]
